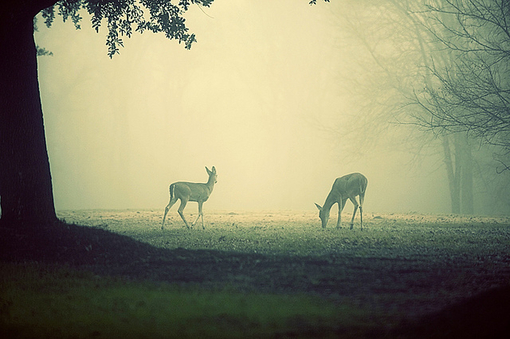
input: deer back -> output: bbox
[172,182,212,202]
[332,173,367,198]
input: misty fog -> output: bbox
[34,1,470,215]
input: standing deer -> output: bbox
[161,166,217,230]
[315,172,368,230]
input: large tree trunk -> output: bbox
[0,2,58,227]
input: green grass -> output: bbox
[0,262,372,338]
[3,211,508,338]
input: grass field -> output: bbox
[1,262,363,338]
[1,210,510,337]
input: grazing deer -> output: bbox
[162,166,217,229]
[315,172,368,230]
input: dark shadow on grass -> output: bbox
[0,221,421,294]
[1,222,353,294]
[392,285,510,338]
[1,222,510,338]
[0,222,268,288]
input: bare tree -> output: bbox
[416,0,510,166]
[322,0,509,214]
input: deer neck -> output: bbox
[323,191,338,212]
[206,177,216,193]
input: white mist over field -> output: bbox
[35,1,453,214]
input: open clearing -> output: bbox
[2,210,510,337]
[57,210,510,317]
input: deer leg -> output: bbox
[196,202,205,229]
[359,192,365,230]
[191,202,203,228]
[336,210,342,228]
[177,199,191,229]
[360,205,363,230]
[336,199,346,229]
[349,197,359,230]
[162,197,178,229]
[200,202,205,229]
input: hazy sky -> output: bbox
[35,1,451,214]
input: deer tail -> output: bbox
[169,183,175,200]
[359,176,368,195]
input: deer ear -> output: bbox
[212,166,216,173]
[315,203,322,211]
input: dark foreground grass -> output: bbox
[0,262,373,339]
[1,212,510,338]
[3,263,510,339]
